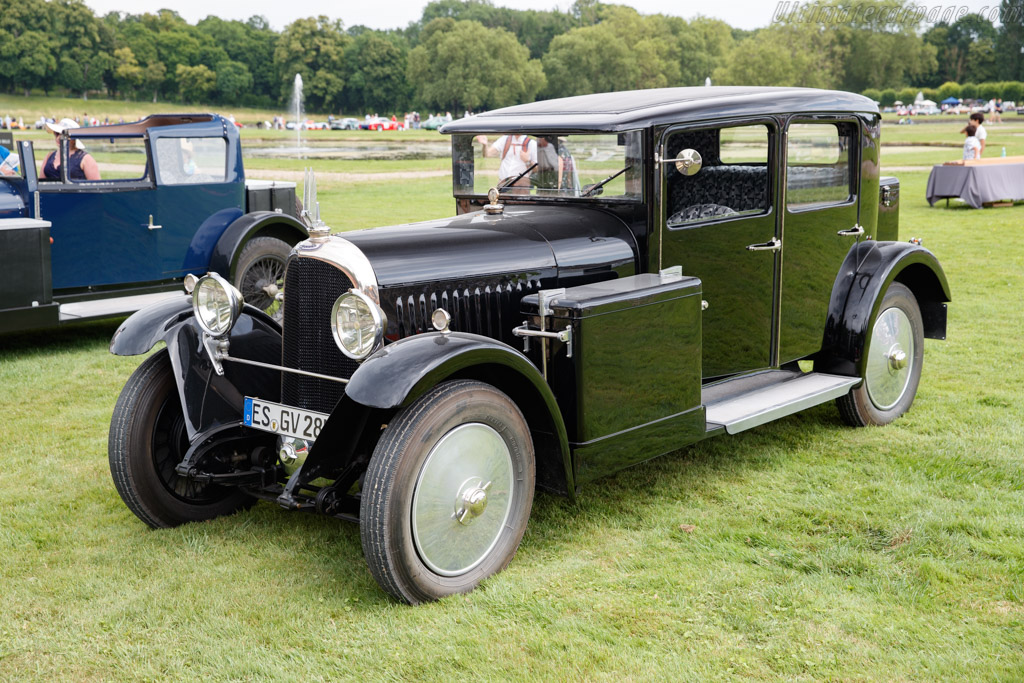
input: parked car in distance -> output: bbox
[360,117,404,131]
[0,114,308,334]
[108,88,950,605]
[421,115,448,130]
[330,117,360,130]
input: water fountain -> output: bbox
[291,73,303,152]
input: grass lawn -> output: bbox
[1,146,1023,677]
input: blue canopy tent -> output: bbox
[941,96,961,105]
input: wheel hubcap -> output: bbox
[866,306,915,410]
[411,423,514,577]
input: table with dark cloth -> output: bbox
[926,162,1024,209]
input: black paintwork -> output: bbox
[111,297,283,439]
[344,206,638,348]
[441,87,877,134]
[817,241,950,377]
[112,87,949,509]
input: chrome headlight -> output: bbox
[192,273,243,337]
[331,290,386,360]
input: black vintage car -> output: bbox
[107,88,950,604]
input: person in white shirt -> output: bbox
[962,113,986,156]
[963,124,981,161]
[475,134,537,193]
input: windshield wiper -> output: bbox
[581,165,631,197]
[497,162,537,191]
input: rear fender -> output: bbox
[208,212,308,280]
[818,241,951,376]
[110,297,282,441]
[304,332,575,498]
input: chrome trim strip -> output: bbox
[221,354,350,385]
[290,234,381,304]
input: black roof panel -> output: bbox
[441,87,877,134]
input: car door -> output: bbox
[658,121,779,379]
[40,134,162,290]
[778,119,861,364]
[151,133,243,278]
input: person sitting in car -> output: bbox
[41,118,100,181]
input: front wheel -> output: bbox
[234,236,291,322]
[837,282,924,426]
[108,350,254,528]
[360,380,536,604]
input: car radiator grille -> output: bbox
[390,278,542,346]
[281,257,358,414]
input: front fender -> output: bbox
[819,240,951,376]
[110,297,282,440]
[346,331,575,495]
[209,211,308,280]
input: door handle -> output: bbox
[145,214,162,230]
[746,237,781,252]
[837,224,864,237]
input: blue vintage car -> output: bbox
[0,114,307,334]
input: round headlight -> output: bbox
[192,273,244,337]
[331,290,385,360]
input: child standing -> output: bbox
[963,124,981,161]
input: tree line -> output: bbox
[3,0,1024,114]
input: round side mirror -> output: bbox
[675,149,702,176]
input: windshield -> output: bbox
[452,131,642,201]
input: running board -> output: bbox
[58,291,184,323]
[704,370,860,434]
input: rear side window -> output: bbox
[70,136,147,182]
[665,123,771,227]
[786,123,855,210]
[154,137,228,185]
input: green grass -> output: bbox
[2,152,1024,678]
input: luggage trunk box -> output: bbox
[0,218,53,307]
[245,180,298,217]
[521,273,703,443]
[0,217,59,333]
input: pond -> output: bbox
[243,139,451,161]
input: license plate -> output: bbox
[243,397,329,441]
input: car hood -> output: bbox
[343,205,638,287]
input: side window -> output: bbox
[154,137,228,185]
[71,136,147,182]
[666,124,771,227]
[786,123,855,210]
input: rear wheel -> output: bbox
[837,283,924,426]
[108,350,254,528]
[234,236,291,322]
[360,380,535,604]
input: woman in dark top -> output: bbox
[42,118,100,181]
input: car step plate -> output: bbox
[704,372,861,434]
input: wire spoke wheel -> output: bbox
[234,237,292,322]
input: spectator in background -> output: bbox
[475,133,536,194]
[962,113,986,156]
[42,118,100,181]
[963,124,981,161]
[0,144,19,176]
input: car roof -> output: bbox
[441,87,877,134]
[67,114,225,138]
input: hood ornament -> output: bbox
[302,168,330,242]
[483,187,504,215]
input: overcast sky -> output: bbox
[80,0,1002,33]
